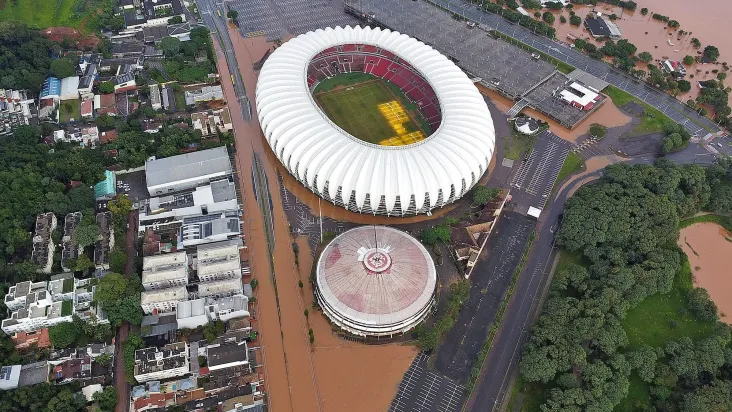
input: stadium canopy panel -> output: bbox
[315,226,437,337]
[256,25,496,216]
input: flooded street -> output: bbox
[678,222,732,324]
[551,0,732,106]
[294,237,417,412]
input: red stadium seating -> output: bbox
[308,44,443,129]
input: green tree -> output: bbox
[703,45,720,62]
[472,186,500,206]
[227,10,238,19]
[717,72,727,82]
[626,345,658,382]
[67,186,94,212]
[69,254,95,272]
[161,36,181,57]
[640,7,648,15]
[108,195,133,218]
[589,123,607,138]
[637,51,653,63]
[99,81,115,94]
[49,322,80,348]
[109,249,127,274]
[569,15,581,26]
[687,287,718,321]
[106,295,143,327]
[47,389,86,412]
[559,15,566,24]
[50,57,78,79]
[203,320,225,343]
[683,55,695,65]
[678,79,692,92]
[95,273,129,307]
[168,15,183,24]
[542,12,555,25]
[75,223,100,247]
[682,380,732,412]
[93,386,118,412]
[96,113,116,130]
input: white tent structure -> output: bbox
[256,26,496,216]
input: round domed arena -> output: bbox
[315,226,437,338]
[256,25,495,216]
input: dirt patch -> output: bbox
[295,236,417,412]
[678,222,732,323]
[41,26,98,49]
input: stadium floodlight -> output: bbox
[256,26,495,216]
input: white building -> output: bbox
[133,342,189,382]
[176,294,248,329]
[197,278,242,300]
[1,274,107,335]
[140,286,187,315]
[196,241,241,282]
[142,252,189,290]
[191,109,233,137]
[0,365,21,390]
[59,77,80,101]
[145,146,232,196]
[175,299,208,329]
[150,84,162,110]
[206,341,249,372]
[184,85,224,106]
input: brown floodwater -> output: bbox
[551,0,732,107]
[478,85,631,144]
[294,236,417,412]
[678,222,732,324]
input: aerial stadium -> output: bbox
[256,25,496,216]
[315,226,437,337]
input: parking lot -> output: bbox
[230,0,356,41]
[523,72,606,129]
[115,170,149,204]
[389,352,466,412]
[510,131,571,210]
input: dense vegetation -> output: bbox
[0,382,86,411]
[161,27,217,84]
[0,23,63,92]
[518,159,732,411]
[0,125,110,270]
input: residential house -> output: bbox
[184,85,224,106]
[150,84,162,110]
[143,0,186,27]
[61,212,83,272]
[0,89,35,136]
[142,252,189,290]
[133,342,189,382]
[80,98,94,118]
[94,211,114,270]
[97,93,117,116]
[191,108,233,137]
[31,213,56,274]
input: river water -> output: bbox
[550,0,732,107]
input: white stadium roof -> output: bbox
[315,226,436,337]
[256,26,495,216]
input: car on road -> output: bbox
[531,53,541,60]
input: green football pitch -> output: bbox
[313,74,431,145]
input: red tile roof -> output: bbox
[100,130,117,144]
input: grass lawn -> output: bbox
[59,99,81,123]
[0,0,91,30]
[503,129,535,160]
[507,376,550,412]
[622,258,716,349]
[174,89,186,110]
[680,214,732,232]
[314,76,427,145]
[603,86,672,136]
[551,152,584,192]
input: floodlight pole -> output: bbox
[319,198,323,243]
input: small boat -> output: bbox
[674,49,680,52]
[668,39,674,46]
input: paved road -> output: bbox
[113,211,139,412]
[356,0,718,135]
[196,0,252,121]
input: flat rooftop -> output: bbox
[145,146,232,190]
[141,286,188,305]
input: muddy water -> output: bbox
[295,237,417,412]
[678,222,732,324]
[551,1,732,106]
[477,86,631,144]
